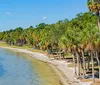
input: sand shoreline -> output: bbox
[0,46,91,85]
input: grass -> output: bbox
[65,53,72,58]
[0,42,46,54]
[68,63,74,67]
[0,42,9,46]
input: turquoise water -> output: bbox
[0,48,42,85]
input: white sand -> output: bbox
[0,46,91,85]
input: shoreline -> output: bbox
[0,46,91,85]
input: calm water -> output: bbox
[0,48,43,85]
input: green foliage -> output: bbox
[0,12,99,52]
[87,0,100,15]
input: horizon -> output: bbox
[0,0,88,32]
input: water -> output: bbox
[0,48,42,85]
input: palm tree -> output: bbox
[87,0,100,31]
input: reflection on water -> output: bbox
[0,48,42,85]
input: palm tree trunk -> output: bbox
[96,51,100,79]
[91,52,95,83]
[87,53,90,71]
[87,59,90,71]
[79,59,81,75]
[98,15,100,32]
[76,52,80,76]
[57,52,59,60]
[82,50,86,78]
[72,53,77,75]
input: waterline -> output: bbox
[0,48,62,85]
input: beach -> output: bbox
[0,46,91,85]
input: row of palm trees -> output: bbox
[0,11,100,83]
[87,0,100,83]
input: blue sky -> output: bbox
[0,0,88,31]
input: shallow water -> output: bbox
[0,48,42,85]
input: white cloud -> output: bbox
[5,12,11,15]
[43,16,48,20]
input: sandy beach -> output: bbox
[0,46,91,85]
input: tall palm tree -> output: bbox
[87,0,100,31]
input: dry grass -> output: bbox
[68,63,74,67]
[81,79,100,85]
[81,79,92,82]
[91,80,100,85]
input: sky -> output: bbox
[0,0,88,31]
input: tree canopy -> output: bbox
[0,12,98,52]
